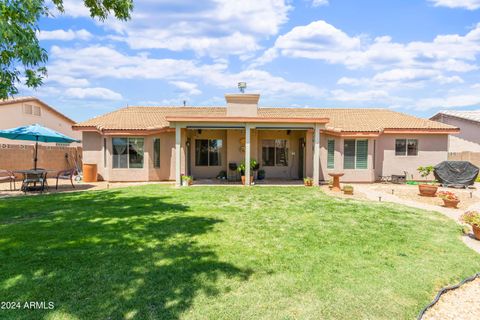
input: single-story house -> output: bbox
[430,110,480,153]
[73,94,458,185]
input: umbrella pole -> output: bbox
[34,136,38,170]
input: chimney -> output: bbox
[225,94,260,117]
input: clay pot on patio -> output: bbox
[442,199,460,208]
[473,225,480,240]
[241,176,254,185]
[418,184,438,197]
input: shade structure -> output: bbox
[0,124,80,169]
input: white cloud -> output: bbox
[330,89,392,102]
[253,20,361,66]
[337,69,464,88]
[169,81,202,95]
[38,29,92,41]
[45,75,90,87]
[115,31,261,57]
[312,0,329,7]
[47,45,322,99]
[54,0,91,18]
[372,68,439,82]
[428,0,480,10]
[254,20,480,72]
[65,87,123,100]
[417,94,480,110]
[96,0,291,57]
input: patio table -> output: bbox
[14,169,56,192]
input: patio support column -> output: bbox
[175,124,181,187]
[245,124,251,186]
[313,124,320,186]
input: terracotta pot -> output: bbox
[304,181,313,187]
[418,184,438,197]
[473,225,480,240]
[241,176,254,185]
[443,199,459,208]
[344,189,353,195]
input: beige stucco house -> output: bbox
[73,94,458,185]
[430,110,480,153]
[0,97,81,145]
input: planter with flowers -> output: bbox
[417,166,438,197]
[182,175,193,186]
[304,177,313,187]
[437,191,460,208]
[461,211,480,240]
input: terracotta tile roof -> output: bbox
[0,96,76,124]
[73,106,457,133]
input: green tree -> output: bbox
[0,0,133,99]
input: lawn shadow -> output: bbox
[0,190,252,319]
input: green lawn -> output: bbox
[1,185,479,319]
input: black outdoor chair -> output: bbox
[56,168,76,189]
[0,170,16,191]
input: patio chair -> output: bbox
[0,170,16,191]
[31,168,49,190]
[55,168,76,189]
[21,172,46,194]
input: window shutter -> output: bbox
[327,140,335,169]
[356,140,368,169]
[343,140,355,169]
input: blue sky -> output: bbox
[21,0,480,122]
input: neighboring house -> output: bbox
[0,96,81,145]
[73,93,458,185]
[430,110,480,152]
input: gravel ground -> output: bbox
[422,278,480,320]
[373,184,478,210]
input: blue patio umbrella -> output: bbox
[0,124,80,169]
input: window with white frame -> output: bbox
[395,139,418,156]
[343,139,368,169]
[112,138,144,168]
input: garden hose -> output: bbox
[417,272,480,319]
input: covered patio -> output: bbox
[167,115,329,187]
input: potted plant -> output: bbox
[237,159,258,185]
[343,185,354,195]
[304,177,313,186]
[257,169,266,180]
[437,191,460,208]
[461,211,480,240]
[417,166,438,197]
[181,175,193,186]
